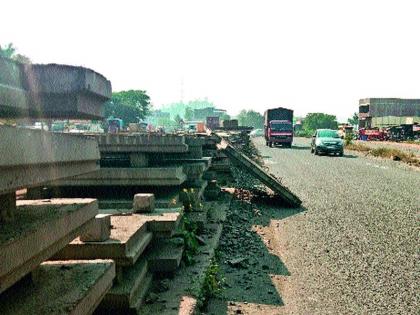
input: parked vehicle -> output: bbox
[311,129,344,156]
[264,107,293,147]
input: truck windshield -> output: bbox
[318,130,339,138]
[270,123,292,131]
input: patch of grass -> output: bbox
[345,143,370,152]
[370,147,420,166]
[346,142,420,167]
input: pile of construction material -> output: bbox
[23,123,213,313]
[0,57,115,314]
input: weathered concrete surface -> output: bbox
[147,238,184,273]
[0,126,99,195]
[99,258,151,312]
[53,215,152,266]
[97,134,188,153]
[49,167,187,187]
[142,210,183,237]
[80,214,111,242]
[0,57,111,119]
[133,193,155,213]
[0,259,115,315]
[130,153,149,167]
[0,198,98,294]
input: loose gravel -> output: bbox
[255,137,419,315]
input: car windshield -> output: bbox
[271,123,292,131]
[318,130,339,138]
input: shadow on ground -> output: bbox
[205,194,305,314]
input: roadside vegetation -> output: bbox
[345,142,420,167]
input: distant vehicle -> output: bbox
[264,107,293,147]
[206,116,220,130]
[311,129,344,156]
[250,129,264,137]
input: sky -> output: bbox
[2,0,420,121]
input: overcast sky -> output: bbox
[2,0,420,121]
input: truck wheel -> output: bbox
[269,142,273,148]
[339,151,343,157]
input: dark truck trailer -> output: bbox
[264,107,293,147]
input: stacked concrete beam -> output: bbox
[0,56,115,314]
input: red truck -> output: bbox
[264,107,294,148]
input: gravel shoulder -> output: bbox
[254,136,419,315]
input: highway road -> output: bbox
[252,136,419,314]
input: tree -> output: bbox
[303,113,338,132]
[184,106,194,121]
[0,43,31,63]
[348,112,359,126]
[220,112,231,120]
[104,90,151,126]
[237,110,264,129]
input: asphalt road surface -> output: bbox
[251,136,419,315]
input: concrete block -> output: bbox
[80,214,111,242]
[53,215,152,266]
[0,198,98,294]
[0,259,115,315]
[142,210,183,236]
[133,193,155,213]
[0,126,99,195]
[100,258,150,310]
[0,57,111,119]
[147,238,184,273]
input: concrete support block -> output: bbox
[0,192,16,223]
[129,153,149,167]
[53,215,152,266]
[133,193,155,213]
[80,214,111,242]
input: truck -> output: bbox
[264,107,294,147]
[206,116,220,130]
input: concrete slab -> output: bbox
[147,238,184,273]
[0,259,115,315]
[0,57,111,119]
[97,134,188,153]
[141,211,183,237]
[0,198,97,294]
[49,167,187,187]
[100,258,148,309]
[53,215,153,266]
[0,126,99,195]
